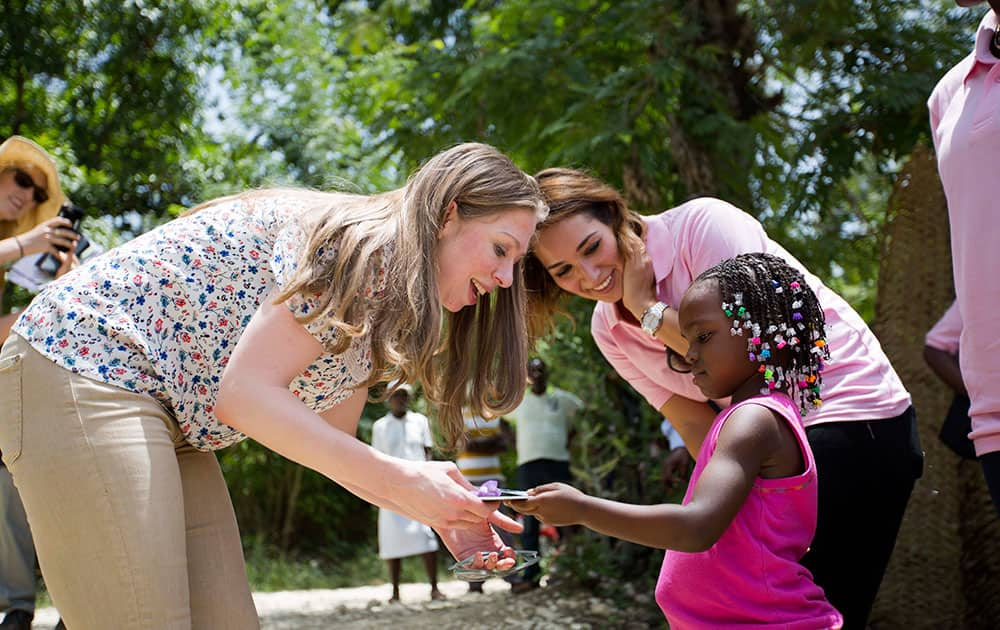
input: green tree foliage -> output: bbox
[319,0,975,315]
[0,0,220,222]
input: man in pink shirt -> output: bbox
[928,1,1000,514]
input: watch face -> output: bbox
[642,303,664,334]
[642,310,657,332]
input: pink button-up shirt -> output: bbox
[928,10,1000,455]
[591,199,911,427]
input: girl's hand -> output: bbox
[508,482,588,527]
[620,234,657,320]
[18,217,78,258]
[397,459,524,532]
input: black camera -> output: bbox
[34,202,90,275]
[54,202,86,252]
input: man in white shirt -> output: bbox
[505,358,583,591]
[370,385,445,602]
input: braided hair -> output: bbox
[694,252,830,416]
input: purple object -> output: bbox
[477,480,500,497]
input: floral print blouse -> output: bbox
[14,194,388,451]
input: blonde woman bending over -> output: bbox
[0,143,547,630]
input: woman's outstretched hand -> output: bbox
[396,459,523,532]
[436,521,518,569]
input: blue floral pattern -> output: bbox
[14,195,388,451]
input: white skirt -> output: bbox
[377,508,439,560]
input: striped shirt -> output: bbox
[456,412,506,484]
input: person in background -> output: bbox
[0,136,76,630]
[657,417,693,491]
[370,384,446,603]
[928,0,1000,512]
[924,301,977,460]
[504,358,583,592]
[456,405,514,593]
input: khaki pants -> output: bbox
[0,334,258,630]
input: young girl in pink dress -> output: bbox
[512,252,842,629]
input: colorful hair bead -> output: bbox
[792,312,803,321]
[777,340,787,349]
[751,337,761,345]
[760,349,771,359]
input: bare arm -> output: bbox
[512,405,782,552]
[324,401,520,560]
[0,218,78,266]
[924,345,966,395]
[619,237,689,355]
[215,294,503,531]
[651,308,688,356]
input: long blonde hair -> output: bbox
[274,143,547,449]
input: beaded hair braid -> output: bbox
[695,252,831,416]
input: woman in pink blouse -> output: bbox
[0,143,545,629]
[525,168,921,629]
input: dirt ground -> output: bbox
[28,578,659,629]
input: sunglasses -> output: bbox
[12,169,48,204]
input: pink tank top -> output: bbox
[655,394,842,629]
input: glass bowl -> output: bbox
[449,549,540,581]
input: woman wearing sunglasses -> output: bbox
[0,136,79,337]
[0,136,78,630]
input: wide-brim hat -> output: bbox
[0,136,66,235]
